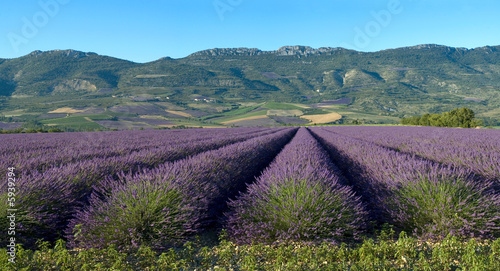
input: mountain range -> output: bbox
[1,44,499,129]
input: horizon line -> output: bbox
[2,43,499,64]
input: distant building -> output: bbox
[193,96,215,103]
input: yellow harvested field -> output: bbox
[166,110,193,117]
[301,112,342,124]
[221,115,268,125]
[49,107,85,114]
[2,109,26,117]
[318,105,341,109]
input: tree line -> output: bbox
[401,107,483,128]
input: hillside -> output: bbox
[1,45,500,130]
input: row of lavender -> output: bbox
[0,128,275,176]
[0,127,291,247]
[70,126,499,248]
[226,128,367,244]
[2,126,499,250]
[309,127,500,239]
[67,128,298,249]
[324,126,500,182]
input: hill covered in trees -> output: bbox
[1,45,500,128]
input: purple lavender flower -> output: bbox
[226,128,367,245]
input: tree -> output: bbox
[418,113,431,126]
[401,107,483,128]
[429,113,444,127]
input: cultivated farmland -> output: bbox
[1,126,499,269]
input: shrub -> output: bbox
[70,178,195,250]
[388,175,500,239]
[0,170,76,248]
[227,128,367,244]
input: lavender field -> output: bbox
[1,126,500,266]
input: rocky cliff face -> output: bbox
[52,79,97,94]
[28,49,97,59]
[190,44,500,58]
[189,46,350,57]
[189,48,266,57]
[274,46,346,56]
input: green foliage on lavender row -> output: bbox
[1,232,499,270]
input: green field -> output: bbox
[0,95,493,131]
[200,104,264,120]
[171,118,225,128]
[336,109,401,124]
[301,108,332,115]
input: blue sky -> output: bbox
[1,0,500,63]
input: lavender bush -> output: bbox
[0,170,76,247]
[69,178,195,250]
[226,128,367,245]
[388,174,500,239]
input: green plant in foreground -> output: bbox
[1,234,498,270]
